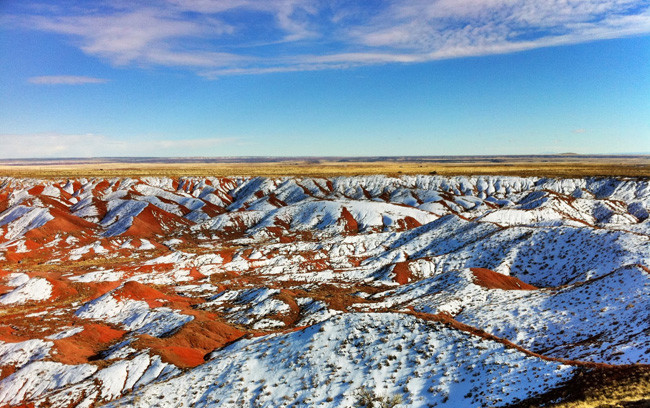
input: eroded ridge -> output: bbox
[0,175,648,407]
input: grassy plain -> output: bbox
[0,156,649,178]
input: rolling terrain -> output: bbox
[0,174,648,407]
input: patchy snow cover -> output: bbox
[358,267,650,364]
[100,200,149,236]
[68,241,108,261]
[75,290,193,337]
[5,272,30,287]
[0,361,97,406]
[108,313,575,408]
[0,206,54,241]
[0,175,648,408]
[138,239,156,250]
[69,269,124,282]
[0,277,52,305]
[45,327,85,340]
[294,297,341,326]
[0,339,53,368]
[34,353,179,407]
[202,287,290,327]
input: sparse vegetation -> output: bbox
[506,366,650,408]
[1,174,648,407]
[1,156,649,178]
[355,387,404,408]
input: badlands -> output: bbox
[0,173,648,407]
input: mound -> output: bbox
[470,267,537,290]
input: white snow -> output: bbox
[46,327,84,340]
[1,175,649,408]
[75,289,193,337]
[5,272,30,287]
[0,339,53,368]
[107,313,576,408]
[0,206,54,240]
[69,270,124,283]
[0,277,53,305]
[0,361,97,406]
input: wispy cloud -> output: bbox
[0,133,241,158]
[28,75,109,85]
[7,0,650,76]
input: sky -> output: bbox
[0,0,649,158]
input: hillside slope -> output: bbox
[0,175,648,407]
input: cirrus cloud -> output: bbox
[28,75,109,85]
[6,0,650,77]
[0,133,242,158]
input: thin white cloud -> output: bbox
[28,75,108,85]
[26,8,240,67]
[8,0,650,76]
[0,133,240,158]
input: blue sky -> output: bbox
[0,0,649,158]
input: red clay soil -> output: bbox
[23,202,97,239]
[216,248,236,264]
[132,316,246,368]
[278,235,295,243]
[470,267,537,290]
[156,345,206,367]
[22,240,41,251]
[92,196,109,220]
[220,213,252,235]
[340,207,359,233]
[0,193,8,213]
[268,193,287,208]
[27,185,45,196]
[0,365,18,382]
[54,186,74,203]
[93,179,111,193]
[71,280,123,301]
[392,261,412,285]
[262,226,284,239]
[187,266,206,281]
[360,187,373,200]
[272,290,301,327]
[0,326,31,343]
[397,216,422,230]
[112,281,186,308]
[52,323,126,365]
[273,216,291,230]
[200,201,226,217]
[44,277,79,302]
[296,182,315,197]
[0,242,40,264]
[3,250,31,264]
[122,205,166,237]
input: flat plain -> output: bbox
[1,155,649,178]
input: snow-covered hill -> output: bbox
[0,175,648,407]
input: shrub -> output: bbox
[355,387,403,408]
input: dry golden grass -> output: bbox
[0,157,649,178]
[508,365,650,408]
